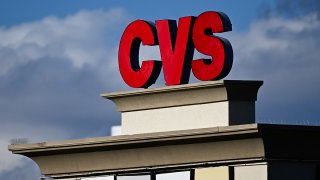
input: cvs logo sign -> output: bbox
[118,11,233,88]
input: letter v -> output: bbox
[156,16,195,85]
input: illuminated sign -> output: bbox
[119,11,233,88]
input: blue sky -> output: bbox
[0,0,319,179]
[0,0,270,29]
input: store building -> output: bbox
[8,11,320,180]
[9,80,320,180]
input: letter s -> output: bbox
[192,11,233,81]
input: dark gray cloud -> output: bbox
[0,57,119,138]
[276,0,320,16]
[260,0,320,18]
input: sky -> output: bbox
[0,0,319,179]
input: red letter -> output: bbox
[118,20,162,88]
[156,16,195,85]
[192,11,233,81]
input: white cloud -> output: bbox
[229,13,319,66]
[0,8,129,76]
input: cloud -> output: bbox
[0,8,129,74]
[0,123,69,176]
[0,159,40,180]
[0,8,131,177]
[259,0,320,18]
[227,13,320,124]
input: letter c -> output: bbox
[118,20,162,88]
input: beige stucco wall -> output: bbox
[195,167,229,180]
[235,164,267,180]
[122,102,229,134]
